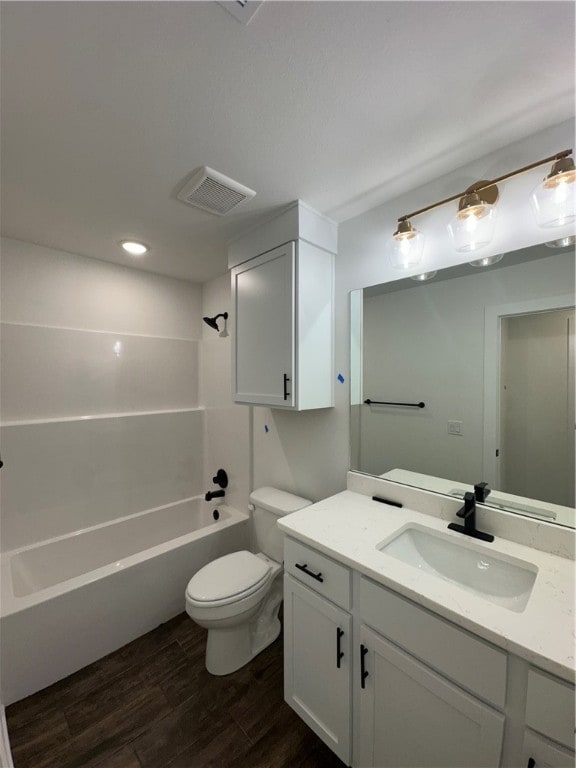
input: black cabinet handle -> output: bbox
[283,373,291,401]
[527,759,535,768]
[360,644,369,689]
[294,563,324,582]
[336,628,344,669]
[0,454,3,469]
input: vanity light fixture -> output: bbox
[120,240,149,256]
[468,253,504,268]
[410,271,437,282]
[390,149,574,265]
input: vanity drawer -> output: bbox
[284,538,351,610]
[359,576,507,708]
[526,668,575,750]
[522,729,575,768]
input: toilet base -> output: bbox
[205,577,283,676]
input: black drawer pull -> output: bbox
[294,563,324,582]
[336,628,344,669]
[527,760,535,768]
[283,373,291,400]
[360,644,369,689]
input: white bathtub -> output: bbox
[0,496,249,704]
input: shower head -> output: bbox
[203,312,228,332]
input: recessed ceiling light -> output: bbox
[120,240,149,256]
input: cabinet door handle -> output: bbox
[527,760,535,768]
[360,644,369,689]
[283,373,291,401]
[336,627,344,669]
[294,563,324,582]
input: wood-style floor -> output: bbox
[6,613,346,768]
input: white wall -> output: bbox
[250,119,575,502]
[200,274,250,515]
[0,238,203,550]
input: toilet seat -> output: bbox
[186,550,272,607]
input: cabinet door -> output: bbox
[232,242,295,407]
[522,730,575,768]
[358,626,504,768]
[284,574,351,764]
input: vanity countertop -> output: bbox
[278,490,575,682]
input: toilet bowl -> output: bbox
[185,487,312,675]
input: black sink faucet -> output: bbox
[448,491,494,542]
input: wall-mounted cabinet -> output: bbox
[229,201,336,411]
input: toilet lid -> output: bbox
[186,551,271,604]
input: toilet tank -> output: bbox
[249,487,312,563]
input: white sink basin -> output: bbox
[378,524,538,612]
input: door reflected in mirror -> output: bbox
[350,243,575,528]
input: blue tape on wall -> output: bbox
[264,425,269,433]
[337,373,345,383]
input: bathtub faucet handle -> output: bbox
[212,469,228,489]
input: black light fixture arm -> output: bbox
[397,148,573,224]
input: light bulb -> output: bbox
[120,240,149,256]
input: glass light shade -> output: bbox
[389,225,424,270]
[545,235,576,249]
[410,271,437,282]
[531,169,576,228]
[468,253,504,268]
[447,202,497,253]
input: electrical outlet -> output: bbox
[448,420,463,435]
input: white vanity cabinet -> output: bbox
[282,534,575,768]
[521,668,576,767]
[283,539,353,763]
[357,577,505,768]
[231,239,334,410]
[284,575,352,763]
[521,731,575,768]
[358,625,504,768]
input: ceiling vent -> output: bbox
[177,167,256,216]
[218,1,263,25]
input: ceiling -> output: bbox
[1,1,574,283]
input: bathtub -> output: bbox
[0,496,249,704]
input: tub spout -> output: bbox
[205,489,225,502]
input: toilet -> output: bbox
[185,486,312,675]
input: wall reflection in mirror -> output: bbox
[350,242,575,528]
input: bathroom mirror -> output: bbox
[350,242,576,528]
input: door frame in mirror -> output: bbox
[483,293,575,488]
